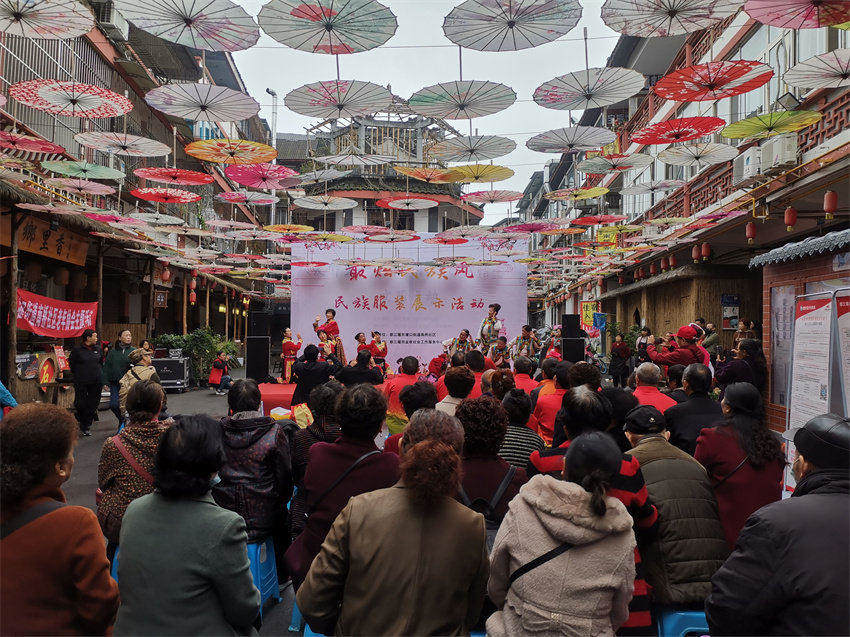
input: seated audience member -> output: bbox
[115,415,260,635]
[435,352,466,400]
[498,389,544,472]
[480,368,496,397]
[531,361,572,445]
[665,363,722,454]
[98,380,168,562]
[529,357,560,408]
[213,379,293,570]
[663,364,687,403]
[285,384,400,588]
[490,369,515,401]
[599,387,639,453]
[335,349,384,387]
[1,404,119,635]
[487,432,636,636]
[291,344,339,406]
[436,366,475,417]
[632,362,677,413]
[695,382,784,548]
[568,360,602,391]
[297,410,488,636]
[623,406,728,608]
[383,381,439,454]
[707,414,850,636]
[512,356,537,394]
[465,350,487,399]
[383,356,422,434]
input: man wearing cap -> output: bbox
[624,406,728,611]
[706,414,850,636]
[645,326,704,367]
[632,363,678,413]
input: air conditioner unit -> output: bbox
[732,146,762,188]
[92,1,129,41]
[761,133,799,174]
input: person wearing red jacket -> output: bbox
[368,332,388,371]
[646,325,704,367]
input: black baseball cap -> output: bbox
[624,405,666,434]
[783,413,850,470]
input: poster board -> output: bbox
[721,293,741,330]
[580,301,599,332]
[835,294,850,416]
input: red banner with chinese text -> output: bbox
[16,290,98,337]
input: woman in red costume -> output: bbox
[280,328,302,383]
[314,309,345,363]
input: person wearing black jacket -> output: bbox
[664,364,722,454]
[291,344,341,405]
[706,413,850,636]
[69,329,103,436]
[334,349,384,387]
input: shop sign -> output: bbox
[154,290,168,308]
[580,300,599,331]
[38,356,56,384]
[1,214,89,266]
[53,345,69,371]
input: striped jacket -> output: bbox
[498,423,545,473]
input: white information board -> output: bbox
[836,295,850,416]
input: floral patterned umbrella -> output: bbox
[184,138,277,165]
[285,79,392,119]
[258,0,397,54]
[784,49,850,89]
[198,266,234,274]
[316,152,395,166]
[429,135,516,162]
[386,196,439,210]
[0,154,35,170]
[132,187,202,204]
[16,202,92,215]
[439,225,491,239]
[540,226,587,236]
[572,214,628,226]
[631,116,726,145]
[744,0,850,28]
[365,232,419,243]
[265,223,314,233]
[134,167,214,186]
[534,67,645,111]
[0,131,65,154]
[601,0,745,37]
[0,0,93,38]
[74,131,170,157]
[291,261,329,267]
[445,163,514,183]
[721,110,822,139]
[132,211,186,225]
[145,83,260,122]
[644,216,691,225]
[10,79,133,118]
[545,186,610,200]
[408,81,517,120]
[41,160,125,180]
[526,126,616,154]
[462,189,523,204]
[206,219,256,229]
[423,236,468,245]
[297,168,351,184]
[393,166,456,183]
[45,177,115,195]
[225,229,281,241]
[498,221,558,233]
[620,179,685,195]
[576,153,653,173]
[305,232,354,242]
[293,194,357,210]
[657,142,739,166]
[113,0,259,51]
[217,190,279,205]
[653,60,773,101]
[225,163,298,189]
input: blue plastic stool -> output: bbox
[110,548,120,582]
[288,600,303,632]
[657,609,709,637]
[246,538,281,617]
[471,632,486,636]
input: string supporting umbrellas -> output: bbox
[9,79,133,118]
[429,135,516,162]
[145,84,260,121]
[526,126,616,154]
[284,80,392,119]
[653,60,773,101]
[783,49,850,89]
[0,0,93,38]
[601,0,745,37]
[657,142,739,166]
[74,131,170,157]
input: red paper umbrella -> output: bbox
[0,130,65,154]
[198,266,233,274]
[131,187,202,204]
[133,167,214,186]
[291,261,329,267]
[631,117,726,145]
[224,163,299,189]
[423,236,468,245]
[85,212,126,223]
[744,0,850,29]
[653,60,774,102]
[572,214,628,226]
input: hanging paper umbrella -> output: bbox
[131,211,186,225]
[721,110,822,139]
[217,190,279,205]
[576,154,653,173]
[429,135,516,162]
[653,60,773,101]
[305,232,354,242]
[284,80,392,119]
[160,226,217,238]
[445,164,514,183]
[0,154,35,170]
[293,195,357,210]
[144,84,260,122]
[225,229,281,241]
[44,178,116,195]
[74,131,170,157]
[185,138,277,165]
[316,152,395,166]
[274,233,312,244]
[298,168,351,184]
[533,67,645,111]
[744,0,850,28]
[631,116,726,145]
[258,0,397,54]
[545,186,611,200]
[132,187,202,204]
[0,167,27,181]
[393,166,455,183]
[10,79,133,118]
[198,266,233,274]
[620,180,685,195]
[498,221,558,233]
[386,196,439,210]
[0,131,65,154]
[644,216,691,225]
[225,163,298,189]
[526,126,616,154]
[291,261,329,267]
[541,226,587,236]
[207,219,256,230]
[408,81,516,120]
[657,142,739,166]
[442,0,581,52]
[84,212,129,224]
[366,232,420,243]
[113,0,259,50]
[0,0,94,38]
[440,225,491,239]
[462,190,523,204]
[338,224,382,234]
[423,236,468,245]
[784,49,850,89]
[134,167,214,186]
[601,0,744,37]
[266,223,314,233]
[41,160,125,180]
[572,214,628,226]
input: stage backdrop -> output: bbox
[291,234,528,365]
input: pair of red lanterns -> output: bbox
[691,243,712,262]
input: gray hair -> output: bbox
[635,362,662,386]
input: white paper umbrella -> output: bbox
[293,195,357,210]
[534,67,645,111]
[577,153,653,173]
[0,0,93,38]
[439,225,491,238]
[315,152,395,166]
[657,142,739,166]
[386,196,439,210]
[462,189,523,204]
[429,135,516,162]
[10,79,133,118]
[144,84,260,122]
[526,126,616,153]
[601,0,745,37]
[112,0,259,51]
[285,80,392,119]
[783,49,850,89]
[74,131,171,158]
[620,179,685,195]
[206,219,255,229]
[44,177,116,195]
[442,0,581,52]
[298,169,351,184]
[408,81,517,120]
[132,211,185,225]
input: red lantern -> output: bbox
[160,266,171,283]
[189,290,197,305]
[189,278,197,290]
[824,189,838,220]
[784,206,797,231]
[691,245,701,263]
[638,267,645,280]
[660,257,668,271]
[650,263,658,276]
[745,221,756,245]
[191,269,198,278]
[701,242,711,261]
[618,275,625,285]
[669,255,677,268]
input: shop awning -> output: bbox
[749,229,850,268]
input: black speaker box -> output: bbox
[562,338,584,363]
[562,314,582,338]
[245,336,270,381]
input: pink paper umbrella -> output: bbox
[131,187,202,204]
[10,79,133,118]
[45,178,116,196]
[224,163,299,189]
[85,212,128,223]
[0,130,65,154]
[499,221,558,233]
[744,0,850,28]
[134,167,214,186]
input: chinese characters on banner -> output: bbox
[1,214,90,266]
[16,289,98,337]
[580,301,599,332]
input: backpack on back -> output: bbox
[458,465,516,552]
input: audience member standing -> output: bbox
[118,348,161,417]
[664,364,722,454]
[632,363,677,413]
[69,328,103,436]
[512,356,537,393]
[436,365,475,416]
[498,389,544,472]
[335,349,384,387]
[103,330,134,428]
[1,403,119,635]
[529,357,560,408]
[383,356,422,433]
[531,361,572,445]
[663,365,688,403]
[435,352,466,400]
[465,350,488,399]
[645,326,704,367]
[291,344,339,406]
[714,338,767,397]
[609,334,631,388]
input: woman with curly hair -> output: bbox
[297,409,489,635]
[1,403,119,635]
[695,382,784,548]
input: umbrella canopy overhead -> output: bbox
[744,0,850,28]
[526,125,616,153]
[601,0,745,37]
[462,189,523,204]
[0,0,93,38]
[74,131,171,157]
[145,84,260,122]
[315,152,396,166]
[657,142,739,166]
[653,60,773,101]
[132,187,202,204]
[545,186,610,200]
[131,211,186,225]
[631,116,726,145]
[408,80,517,119]
[134,167,214,186]
[721,110,823,139]
[285,79,392,119]
[44,177,115,195]
[783,49,850,89]
[41,160,125,180]
[298,168,351,184]
[184,138,278,164]
[429,135,516,162]
[0,131,65,154]
[576,153,653,173]
[445,163,514,183]
[10,79,133,118]
[620,179,685,195]
[386,196,440,210]
[217,190,280,205]
[393,166,456,183]
[533,67,645,111]
[225,163,299,189]
[293,194,357,210]
[442,0,581,52]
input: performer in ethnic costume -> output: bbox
[369,331,388,373]
[313,308,345,363]
[509,324,541,359]
[280,328,302,383]
[444,329,475,357]
[488,336,512,369]
[316,330,336,362]
[479,303,503,351]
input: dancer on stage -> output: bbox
[316,330,336,362]
[479,303,503,351]
[355,332,370,353]
[369,332,388,372]
[445,329,475,357]
[281,328,302,383]
[510,324,541,359]
[314,308,345,363]
[488,336,512,369]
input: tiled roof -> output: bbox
[749,229,850,268]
